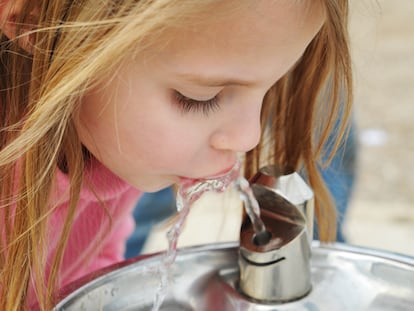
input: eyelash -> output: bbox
[173,91,220,116]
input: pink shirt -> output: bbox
[29,160,142,306]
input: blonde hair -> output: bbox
[0,0,352,310]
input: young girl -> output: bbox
[0,0,352,310]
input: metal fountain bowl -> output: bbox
[53,242,414,311]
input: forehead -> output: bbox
[157,1,323,42]
[142,1,325,84]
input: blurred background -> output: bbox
[344,0,414,255]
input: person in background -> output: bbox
[125,187,176,258]
[0,1,353,310]
[320,120,358,242]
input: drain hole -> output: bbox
[253,230,272,246]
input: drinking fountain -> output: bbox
[239,165,313,302]
[52,166,414,311]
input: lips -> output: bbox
[202,164,238,180]
[178,161,240,186]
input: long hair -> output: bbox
[245,0,352,241]
[0,0,352,310]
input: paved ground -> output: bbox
[143,1,414,258]
[344,0,414,256]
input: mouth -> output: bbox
[178,161,241,185]
[202,163,239,180]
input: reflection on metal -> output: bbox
[53,242,414,311]
[239,165,314,302]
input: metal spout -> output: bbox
[249,165,314,240]
[238,165,314,302]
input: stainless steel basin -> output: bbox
[53,242,414,311]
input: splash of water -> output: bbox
[151,160,268,310]
[151,162,241,310]
[233,177,268,243]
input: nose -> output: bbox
[210,102,262,153]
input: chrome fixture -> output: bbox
[239,165,314,302]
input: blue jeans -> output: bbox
[319,122,358,242]
[124,187,176,258]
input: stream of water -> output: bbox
[151,161,268,311]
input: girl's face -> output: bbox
[77,1,325,192]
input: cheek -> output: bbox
[119,96,209,161]
[78,77,213,174]
[127,114,204,167]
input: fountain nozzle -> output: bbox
[238,165,314,302]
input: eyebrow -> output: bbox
[176,73,254,87]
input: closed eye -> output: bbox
[173,91,221,116]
